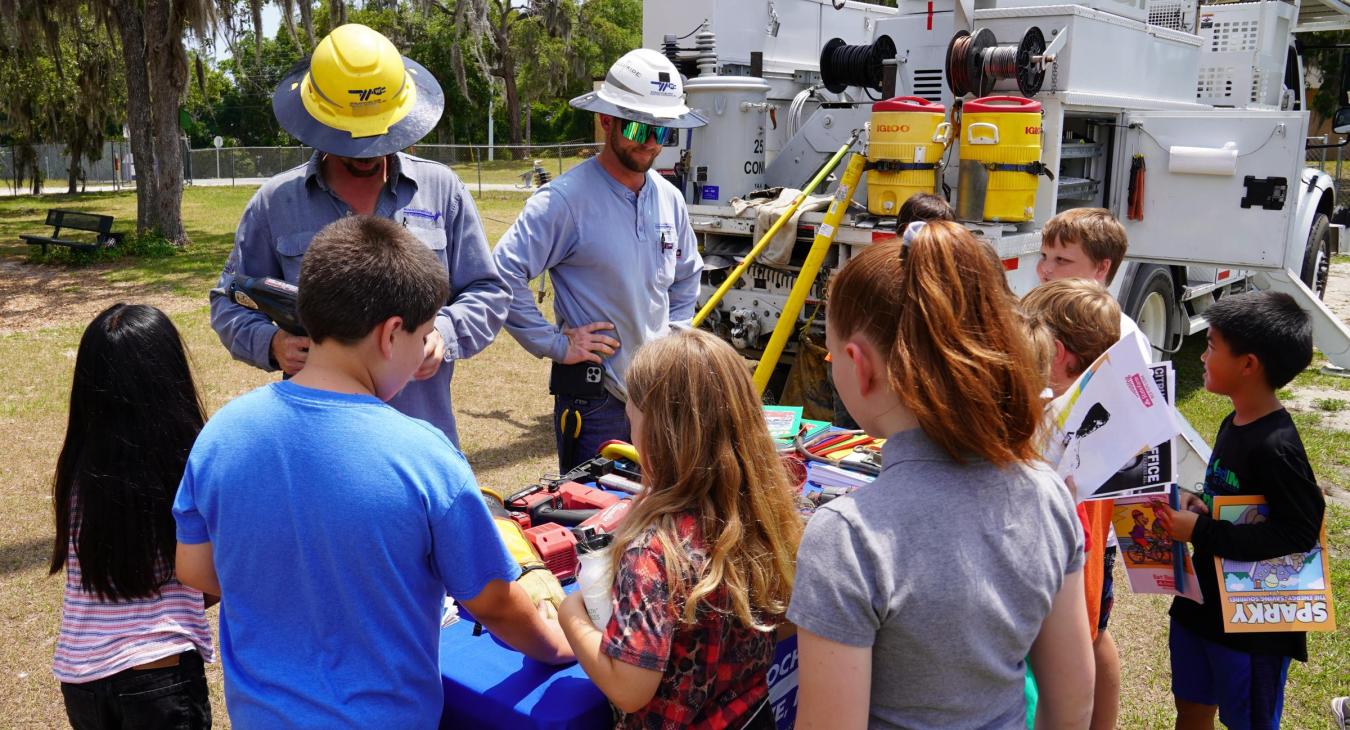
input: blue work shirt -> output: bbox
[493,157,702,400]
[173,380,520,728]
[208,152,508,446]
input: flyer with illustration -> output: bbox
[1092,363,1177,499]
[1211,495,1337,633]
[1050,332,1181,501]
[1110,494,1204,603]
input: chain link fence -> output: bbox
[1,140,134,194]
[1305,135,1350,206]
[4,141,600,196]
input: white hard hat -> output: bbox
[570,48,707,128]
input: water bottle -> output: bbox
[575,527,615,628]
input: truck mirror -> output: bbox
[1334,106,1350,135]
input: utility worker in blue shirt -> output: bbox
[494,49,706,472]
[210,24,507,447]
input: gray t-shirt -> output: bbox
[788,429,1083,729]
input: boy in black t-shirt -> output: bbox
[1154,291,1324,730]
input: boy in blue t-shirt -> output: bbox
[174,215,573,728]
[1154,291,1324,730]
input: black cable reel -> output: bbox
[820,35,897,94]
[946,26,1047,97]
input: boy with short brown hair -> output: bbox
[1028,231,1133,730]
[175,216,573,727]
[1024,278,1121,395]
[1038,208,1129,285]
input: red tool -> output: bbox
[523,523,580,580]
[576,499,632,534]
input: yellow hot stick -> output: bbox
[752,152,867,393]
[692,132,860,328]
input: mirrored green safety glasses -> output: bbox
[620,121,674,145]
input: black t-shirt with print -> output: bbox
[1169,408,1324,661]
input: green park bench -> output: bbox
[20,209,121,255]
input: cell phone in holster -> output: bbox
[549,361,607,398]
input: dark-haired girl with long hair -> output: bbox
[50,304,213,729]
[791,221,1095,729]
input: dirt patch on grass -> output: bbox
[1285,386,1350,431]
[0,260,203,336]
[1326,260,1350,325]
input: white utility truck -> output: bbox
[643,0,1348,371]
[642,0,1350,485]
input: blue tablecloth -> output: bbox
[438,612,612,730]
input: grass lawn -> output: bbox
[1,188,1348,727]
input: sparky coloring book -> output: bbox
[1211,495,1336,633]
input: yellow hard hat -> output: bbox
[272,24,444,157]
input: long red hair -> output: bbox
[828,220,1045,465]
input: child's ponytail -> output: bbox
[830,221,1044,465]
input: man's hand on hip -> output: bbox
[414,329,447,381]
[561,322,619,365]
[271,330,311,375]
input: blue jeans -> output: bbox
[554,392,630,473]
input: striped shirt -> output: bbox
[52,530,214,683]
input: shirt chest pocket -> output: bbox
[653,225,678,289]
[403,223,449,267]
[276,232,316,282]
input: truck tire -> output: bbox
[1300,213,1332,300]
[1124,266,1177,359]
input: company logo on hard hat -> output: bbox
[649,72,677,97]
[348,87,387,107]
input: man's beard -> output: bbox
[338,156,385,178]
[608,126,656,174]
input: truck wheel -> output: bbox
[1300,213,1332,300]
[1125,267,1176,359]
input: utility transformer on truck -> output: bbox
[641,0,1350,392]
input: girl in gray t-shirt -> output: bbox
[789,221,1093,729]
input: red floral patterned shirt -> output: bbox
[601,513,774,729]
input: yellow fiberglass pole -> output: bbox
[692,131,860,328]
[752,152,867,394]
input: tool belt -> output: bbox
[549,361,607,398]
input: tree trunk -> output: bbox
[113,0,158,235]
[144,0,188,244]
[500,56,523,151]
[67,137,83,195]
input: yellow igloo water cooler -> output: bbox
[866,96,948,215]
[956,95,1044,223]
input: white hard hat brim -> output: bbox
[272,55,445,158]
[569,91,708,129]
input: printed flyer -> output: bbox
[1050,332,1181,501]
[1211,495,1337,633]
[1110,494,1204,603]
[1092,363,1177,499]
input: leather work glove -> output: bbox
[481,487,566,611]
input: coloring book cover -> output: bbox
[1111,494,1203,603]
[763,406,803,441]
[1211,495,1336,633]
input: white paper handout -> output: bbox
[1050,331,1182,500]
